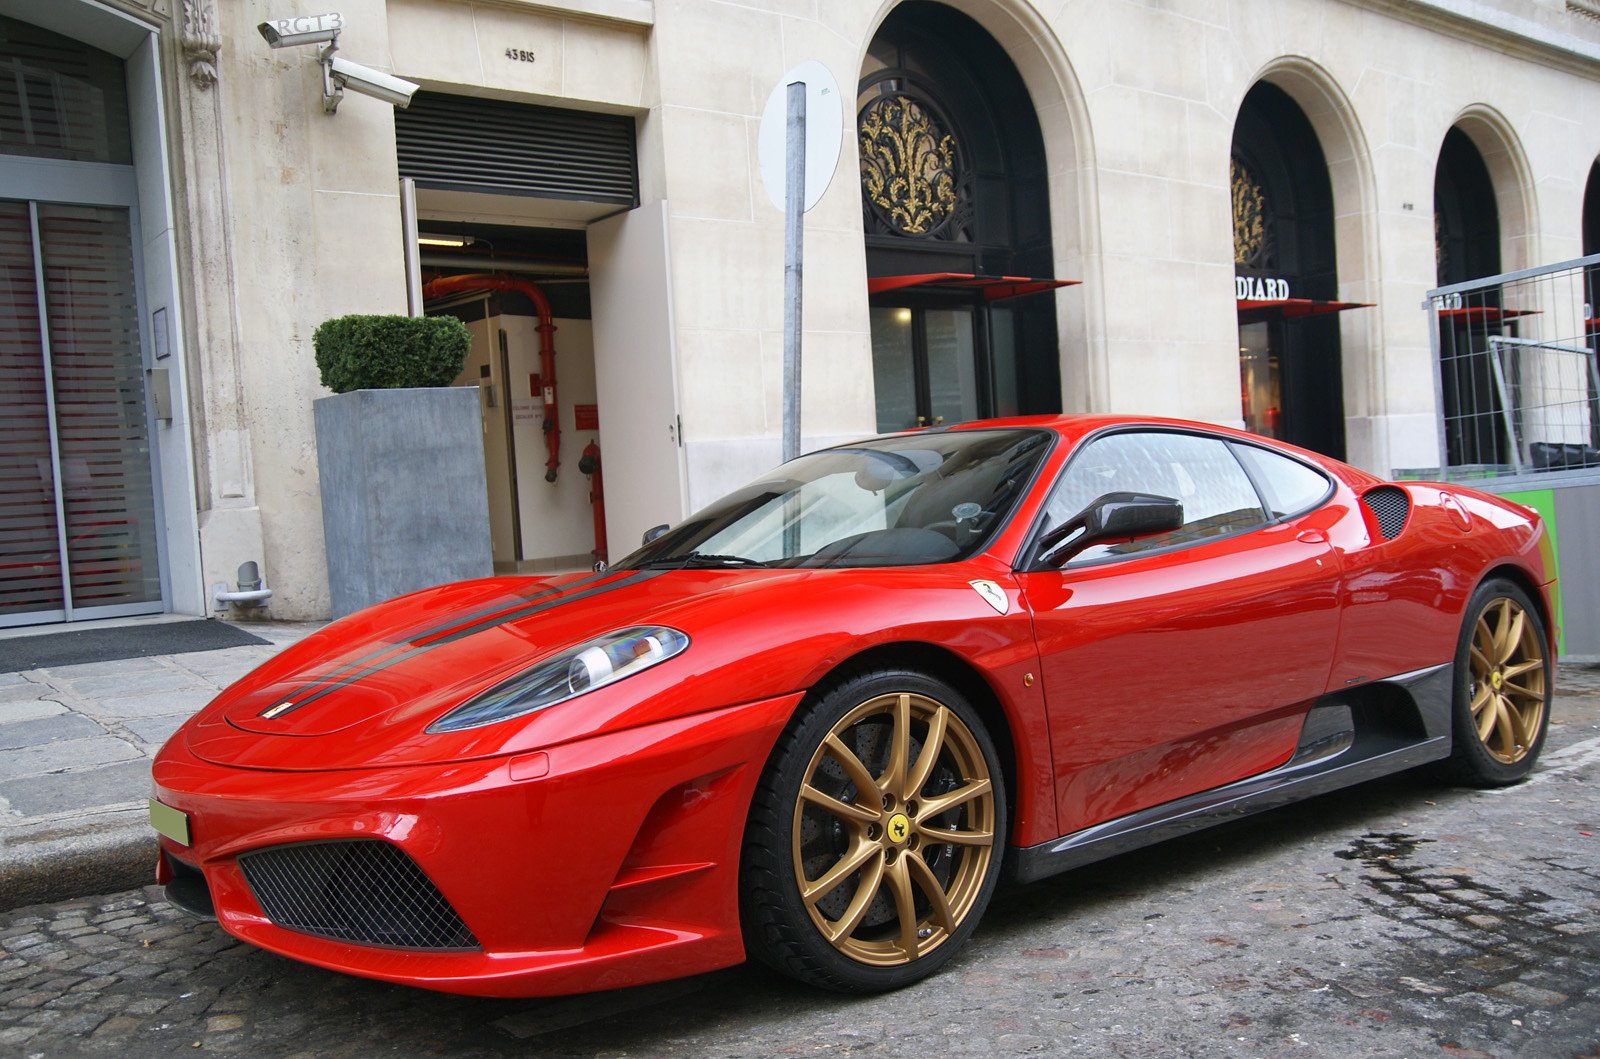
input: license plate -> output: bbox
[148,799,191,846]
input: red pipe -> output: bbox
[422,273,561,482]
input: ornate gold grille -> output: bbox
[859,94,961,237]
[1232,159,1270,268]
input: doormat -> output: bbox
[0,620,272,673]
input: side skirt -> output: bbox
[1008,663,1454,885]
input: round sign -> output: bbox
[757,60,843,214]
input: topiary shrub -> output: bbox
[312,314,471,393]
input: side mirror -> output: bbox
[1035,492,1183,568]
[641,523,671,546]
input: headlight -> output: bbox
[426,626,690,733]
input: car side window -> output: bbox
[1041,431,1268,563]
[1230,442,1332,518]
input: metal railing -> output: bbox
[1427,253,1600,481]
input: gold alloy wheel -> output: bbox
[1467,595,1547,765]
[791,691,996,967]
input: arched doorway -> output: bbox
[1586,159,1599,448]
[1230,82,1348,459]
[1584,159,1599,258]
[1585,158,1598,311]
[1436,128,1502,285]
[1433,126,1506,467]
[858,1,1061,433]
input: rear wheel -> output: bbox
[1442,578,1551,787]
[740,668,1005,992]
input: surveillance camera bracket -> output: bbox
[319,40,343,114]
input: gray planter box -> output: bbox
[314,387,492,618]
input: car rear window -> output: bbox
[1230,442,1332,518]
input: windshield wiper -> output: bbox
[639,552,769,569]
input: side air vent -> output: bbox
[1362,486,1410,540]
[239,840,477,950]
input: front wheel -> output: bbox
[740,668,1006,992]
[1441,578,1551,787]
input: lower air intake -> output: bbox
[239,840,477,950]
[1363,486,1411,540]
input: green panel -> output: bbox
[1501,488,1563,654]
[148,798,190,846]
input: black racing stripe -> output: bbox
[424,570,666,647]
[407,567,623,646]
[262,569,622,713]
[258,570,663,718]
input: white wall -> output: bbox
[505,315,603,564]
[162,0,1600,617]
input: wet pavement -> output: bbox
[2,665,1597,1058]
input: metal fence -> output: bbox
[1427,253,1600,481]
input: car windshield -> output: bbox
[616,428,1052,570]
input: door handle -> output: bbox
[1296,528,1329,544]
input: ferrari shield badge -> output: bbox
[969,580,1007,615]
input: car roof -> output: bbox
[941,413,1385,489]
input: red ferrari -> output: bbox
[150,415,1555,997]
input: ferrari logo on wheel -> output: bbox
[888,813,910,844]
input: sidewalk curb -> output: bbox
[0,812,154,911]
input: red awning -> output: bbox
[1434,306,1540,322]
[1236,298,1373,324]
[867,273,1081,302]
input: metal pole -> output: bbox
[29,202,73,619]
[400,177,423,317]
[1487,335,1524,476]
[782,81,806,464]
[1425,296,1451,482]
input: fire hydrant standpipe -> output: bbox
[578,440,607,563]
[421,273,561,482]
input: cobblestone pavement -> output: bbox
[3,667,1597,1059]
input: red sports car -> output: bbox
[150,415,1555,997]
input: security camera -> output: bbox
[258,12,343,48]
[321,51,418,111]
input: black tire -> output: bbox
[1441,577,1551,787]
[740,667,1006,992]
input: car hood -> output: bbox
[185,569,724,769]
[219,571,666,738]
[179,562,1027,772]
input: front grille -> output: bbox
[238,840,477,950]
[1363,486,1410,540]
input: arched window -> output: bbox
[1433,127,1507,467]
[1435,128,1500,285]
[1230,82,1347,459]
[1586,160,1600,258]
[1583,158,1598,312]
[859,2,1060,433]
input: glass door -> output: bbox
[869,303,982,432]
[0,199,162,627]
[1238,320,1281,438]
[870,306,919,432]
[923,308,978,427]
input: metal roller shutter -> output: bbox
[395,93,638,206]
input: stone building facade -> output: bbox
[3,0,1598,626]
